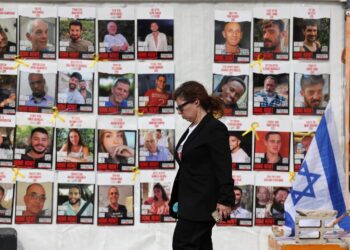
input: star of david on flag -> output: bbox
[284,104,350,236]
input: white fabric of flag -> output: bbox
[284,104,350,235]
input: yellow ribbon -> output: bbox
[13,56,30,69]
[12,167,25,182]
[50,106,65,123]
[242,122,260,141]
[132,166,140,181]
[289,172,295,183]
[250,54,264,73]
[136,108,144,116]
[89,54,106,68]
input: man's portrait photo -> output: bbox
[213,75,248,116]
[228,132,251,165]
[0,19,17,57]
[98,20,134,54]
[137,19,173,59]
[294,73,330,114]
[57,184,94,223]
[253,74,289,113]
[98,73,134,115]
[138,74,174,110]
[19,72,56,111]
[59,18,95,57]
[98,185,133,223]
[254,131,290,171]
[253,19,289,60]
[230,185,253,219]
[16,182,53,223]
[214,20,250,61]
[293,18,330,60]
[14,125,53,169]
[19,17,56,54]
[57,71,94,111]
[139,129,174,163]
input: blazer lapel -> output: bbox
[175,128,189,163]
[181,113,212,156]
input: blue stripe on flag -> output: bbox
[316,117,350,230]
[284,211,295,236]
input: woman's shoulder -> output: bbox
[205,113,227,129]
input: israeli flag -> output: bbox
[284,104,350,235]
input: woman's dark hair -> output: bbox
[153,183,169,202]
[67,129,84,153]
[173,81,225,118]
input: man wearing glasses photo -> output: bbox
[23,183,47,217]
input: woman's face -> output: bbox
[175,97,197,123]
[102,130,124,155]
[221,80,245,105]
[69,131,80,146]
[154,187,162,200]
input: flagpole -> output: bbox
[345,0,350,210]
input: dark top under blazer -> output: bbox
[170,113,234,221]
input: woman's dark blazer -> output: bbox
[169,113,234,221]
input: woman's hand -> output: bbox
[113,145,134,158]
[216,203,231,220]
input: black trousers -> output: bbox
[172,219,216,250]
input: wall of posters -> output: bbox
[0,2,344,250]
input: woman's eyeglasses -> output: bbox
[176,101,192,112]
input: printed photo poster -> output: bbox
[138,116,175,170]
[18,61,57,113]
[213,64,249,116]
[97,116,137,172]
[140,170,176,223]
[221,117,252,170]
[98,61,135,115]
[253,62,289,115]
[98,7,135,61]
[19,5,56,59]
[57,60,94,112]
[56,114,95,171]
[138,61,174,114]
[97,172,134,226]
[253,118,291,172]
[0,5,17,59]
[0,115,15,167]
[0,61,17,114]
[293,63,330,116]
[292,118,318,172]
[253,7,290,61]
[254,172,291,226]
[57,171,95,224]
[293,6,330,60]
[14,113,54,169]
[214,10,251,63]
[15,169,54,224]
[218,171,254,227]
[0,168,15,224]
[58,7,95,59]
[137,7,174,60]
